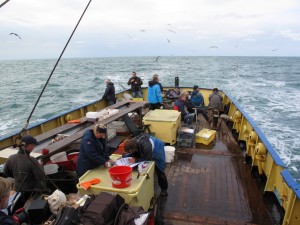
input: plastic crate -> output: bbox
[196,129,216,145]
[177,123,196,140]
[177,133,194,147]
[143,110,181,145]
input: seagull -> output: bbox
[9,33,21,39]
[167,39,171,43]
[126,34,132,39]
[271,48,278,52]
[140,29,146,32]
[155,56,160,62]
[209,45,218,49]
[167,29,175,34]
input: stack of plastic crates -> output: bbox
[176,123,196,147]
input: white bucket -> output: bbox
[44,164,59,175]
[164,146,175,163]
[50,152,68,163]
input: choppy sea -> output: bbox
[0,56,299,181]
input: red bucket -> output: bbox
[108,166,132,188]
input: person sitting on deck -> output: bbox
[208,88,223,112]
[76,124,113,177]
[102,79,115,106]
[3,135,46,206]
[190,86,209,121]
[173,93,195,125]
[124,134,168,197]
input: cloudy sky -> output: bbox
[1,0,300,60]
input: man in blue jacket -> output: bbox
[76,124,112,177]
[124,134,168,196]
[190,86,209,121]
[148,74,163,110]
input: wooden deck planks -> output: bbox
[161,116,274,225]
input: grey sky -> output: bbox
[1,0,300,60]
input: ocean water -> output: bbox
[0,56,300,181]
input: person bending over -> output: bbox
[124,134,168,196]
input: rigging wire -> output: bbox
[10,0,93,195]
[0,0,10,8]
[15,0,92,144]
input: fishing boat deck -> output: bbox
[156,116,276,225]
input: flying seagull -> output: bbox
[209,45,218,49]
[167,39,171,43]
[271,48,278,52]
[140,29,146,32]
[155,56,160,62]
[126,34,132,39]
[9,33,21,39]
[167,29,175,34]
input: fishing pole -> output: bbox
[15,0,93,144]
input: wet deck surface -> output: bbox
[156,117,275,225]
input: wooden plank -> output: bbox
[40,101,146,156]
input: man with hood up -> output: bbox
[148,74,163,110]
[102,79,115,106]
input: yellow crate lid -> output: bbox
[196,129,216,139]
[143,109,180,122]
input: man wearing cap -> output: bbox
[3,135,46,203]
[76,124,113,177]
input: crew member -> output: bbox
[102,79,115,106]
[4,135,45,204]
[76,124,113,177]
[124,134,168,196]
[148,74,163,110]
[208,88,223,112]
[127,72,143,98]
[173,93,195,125]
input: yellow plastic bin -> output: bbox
[142,109,181,145]
[196,129,217,145]
[77,162,155,211]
